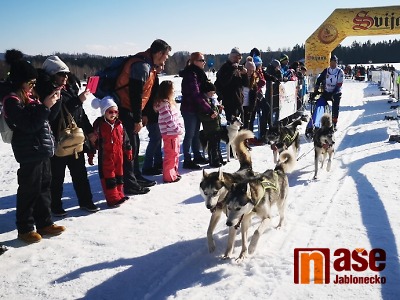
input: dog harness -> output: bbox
[234,173,279,229]
[257,173,279,204]
[273,131,299,151]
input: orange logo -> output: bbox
[318,24,338,44]
[294,248,387,285]
[294,248,330,284]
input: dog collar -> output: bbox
[322,143,332,149]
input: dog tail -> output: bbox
[275,150,295,174]
[234,129,254,170]
[320,113,332,128]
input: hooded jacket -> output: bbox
[3,94,59,163]
[180,64,213,114]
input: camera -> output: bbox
[238,64,244,70]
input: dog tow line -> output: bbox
[234,214,244,229]
[297,146,315,161]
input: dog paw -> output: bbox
[236,253,247,263]
[221,254,231,260]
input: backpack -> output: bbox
[93,55,142,104]
[0,83,15,144]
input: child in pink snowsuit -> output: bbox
[153,80,184,183]
[91,96,132,207]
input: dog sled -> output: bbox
[305,92,332,138]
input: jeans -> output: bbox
[182,112,202,162]
[142,122,163,170]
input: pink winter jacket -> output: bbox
[154,100,184,136]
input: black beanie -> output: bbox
[9,60,38,85]
[202,80,216,93]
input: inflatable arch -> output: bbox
[305,6,400,76]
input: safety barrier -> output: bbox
[371,70,399,100]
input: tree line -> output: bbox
[1,39,399,81]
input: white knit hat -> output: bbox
[42,55,70,75]
[91,96,118,116]
[244,56,256,71]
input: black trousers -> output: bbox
[119,108,141,190]
[16,158,53,234]
[50,152,93,211]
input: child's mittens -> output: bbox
[125,150,133,161]
[88,153,95,165]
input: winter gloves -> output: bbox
[87,150,132,165]
[124,149,133,161]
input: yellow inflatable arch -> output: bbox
[305,6,400,76]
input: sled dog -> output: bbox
[200,130,255,253]
[313,113,335,179]
[200,116,243,162]
[264,119,302,163]
[224,150,295,261]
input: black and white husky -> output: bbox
[199,116,243,162]
[313,113,335,179]
[224,150,295,262]
[264,118,302,163]
[199,130,255,253]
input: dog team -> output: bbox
[200,111,336,262]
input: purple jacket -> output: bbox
[180,65,212,114]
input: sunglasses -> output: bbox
[56,72,68,77]
[27,80,36,87]
[106,110,119,115]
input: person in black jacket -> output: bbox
[214,47,249,124]
[37,56,99,216]
[3,57,65,244]
[258,59,283,139]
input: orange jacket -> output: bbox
[116,50,157,122]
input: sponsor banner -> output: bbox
[278,81,297,120]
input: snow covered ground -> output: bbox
[0,76,400,300]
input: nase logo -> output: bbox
[294,248,386,284]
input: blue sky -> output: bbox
[1,0,399,56]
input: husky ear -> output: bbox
[218,168,224,181]
[202,169,208,178]
[246,183,252,198]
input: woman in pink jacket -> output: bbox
[154,80,184,183]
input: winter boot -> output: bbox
[101,178,121,207]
